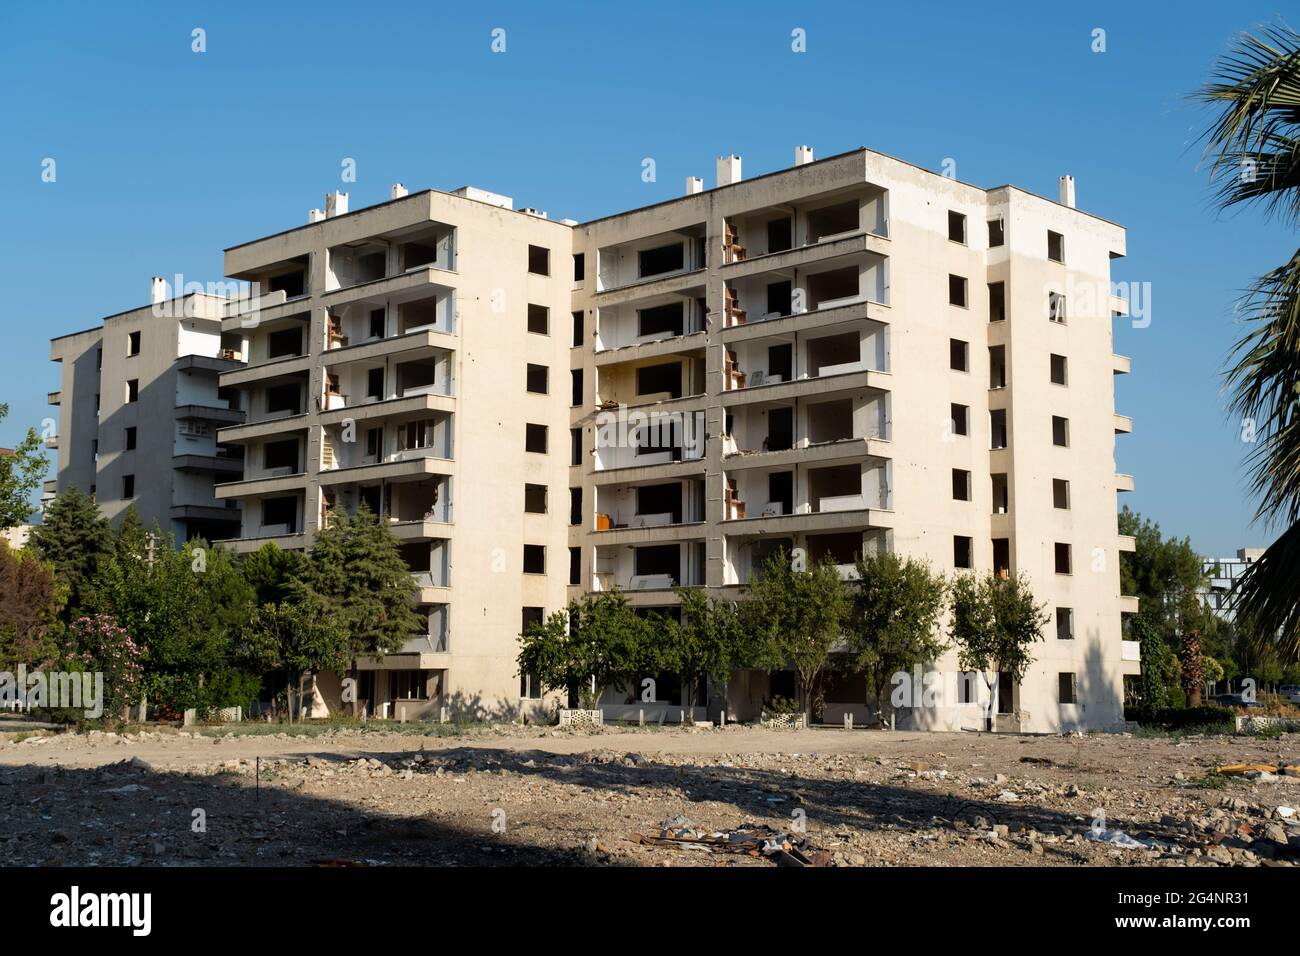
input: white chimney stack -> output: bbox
[308,208,325,223]
[795,145,814,166]
[1058,175,1076,209]
[685,176,703,195]
[325,191,349,218]
[391,183,408,200]
[716,154,742,188]
[150,276,167,304]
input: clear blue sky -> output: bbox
[1,1,1292,558]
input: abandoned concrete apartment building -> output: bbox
[47,146,1139,732]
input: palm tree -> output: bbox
[1196,23,1300,661]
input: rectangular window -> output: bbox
[572,311,584,347]
[1052,415,1069,447]
[950,403,969,437]
[124,427,137,451]
[265,438,300,472]
[948,274,968,308]
[954,535,973,569]
[1049,292,1067,323]
[571,369,583,407]
[268,326,303,359]
[367,367,384,399]
[952,469,971,501]
[525,423,548,454]
[1047,230,1064,263]
[1056,607,1074,641]
[636,362,682,398]
[767,217,793,253]
[572,253,585,284]
[126,379,139,403]
[528,245,550,276]
[638,243,684,278]
[1054,542,1072,575]
[950,338,969,372]
[570,428,582,466]
[122,474,135,499]
[990,408,1008,449]
[1053,478,1070,510]
[369,309,386,339]
[569,546,581,585]
[989,281,1006,322]
[527,303,549,335]
[1058,672,1077,705]
[526,363,549,394]
[524,483,547,514]
[523,544,546,574]
[569,487,582,526]
[988,219,1005,248]
[1050,353,1068,385]
[948,210,967,244]
[127,331,141,356]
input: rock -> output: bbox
[997,790,1020,803]
[994,773,1008,785]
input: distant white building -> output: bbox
[1202,547,1265,623]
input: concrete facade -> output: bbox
[49,291,245,542]
[50,145,1139,732]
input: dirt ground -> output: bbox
[2,723,1298,867]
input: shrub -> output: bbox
[1125,704,1234,730]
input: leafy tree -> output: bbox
[845,551,949,726]
[0,403,48,530]
[27,487,112,620]
[1194,24,1300,662]
[1131,612,1182,710]
[0,542,62,671]
[662,587,744,715]
[91,527,255,712]
[240,598,348,722]
[518,589,657,708]
[297,504,421,659]
[744,549,851,722]
[949,572,1048,730]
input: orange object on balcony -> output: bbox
[595,513,612,531]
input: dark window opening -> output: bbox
[569,547,581,585]
[523,544,546,574]
[988,219,1005,248]
[127,331,141,356]
[949,274,968,307]
[573,253,585,283]
[638,243,685,278]
[262,496,297,533]
[569,488,582,526]
[369,309,386,338]
[524,483,547,514]
[122,474,135,499]
[636,362,682,398]
[528,245,550,276]
[766,280,792,317]
[638,302,684,337]
[572,311,584,347]
[768,343,793,380]
[1052,415,1069,447]
[989,282,1006,322]
[954,535,973,569]
[525,423,548,454]
[267,327,303,359]
[636,483,683,524]
[767,217,793,253]
[1056,607,1074,641]
[766,407,794,451]
[124,427,137,451]
[1047,230,1064,263]
[952,469,971,501]
[526,363,549,394]
[1050,353,1068,385]
[264,439,299,472]
[126,379,139,403]
[1058,672,1076,705]
[570,428,581,465]
[1054,542,1072,574]
[571,369,583,407]
[950,338,969,372]
[527,304,549,335]
[1053,478,1070,510]
[266,382,301,415]
[951,403,969,437]
[948,210,967,244]
[634,544,679,580]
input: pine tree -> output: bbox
[28,486,113,620]
[297,504,422,699]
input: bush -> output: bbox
[1125,704,1234,730]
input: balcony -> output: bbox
[724,394,890,469]
[722,528,888,587]
[592,540,706,593]
[47,391,60,406]
[596,226,708,301]
[1116,473,1135,492]
[325,222,455,297]
[722,461,892,534]
[172,453,244,476]
[594,289,707,355]
[592,409,706,475]
[594,476,706,545]
[1114,413,1133,435]
[721,188,888,268]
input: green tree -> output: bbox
[846,551,949,726]
[241,541,307,605]
[1194,24,1300,662]
[662,587,744,716]
[0,404,48,530]
[27,487,112,621]
[744,549,851,722]
[240,598,348,723]
[518,589,657,708]
[949,572,1048,730]
[92,527,255,713]
[0,541,62,671]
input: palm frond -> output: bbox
[1195,23,1300,226]
[1232,522,1300,661]
[1225,249,1300,523]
